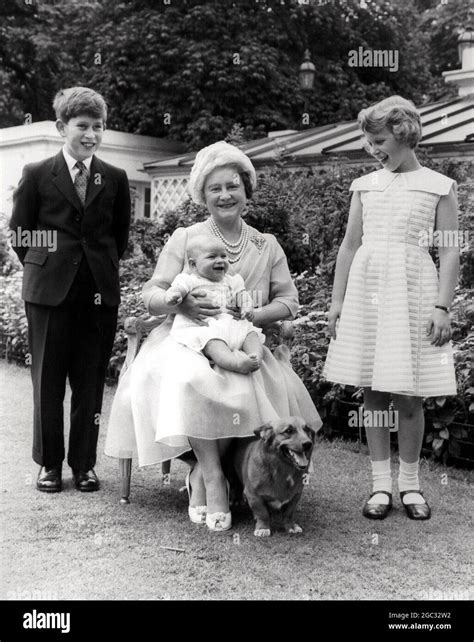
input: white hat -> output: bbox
[187,140,257,206]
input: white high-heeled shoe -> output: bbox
[206,479,232,532]
[205,511,232,532]
[185,471,207,525]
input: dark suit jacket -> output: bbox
[10,151,131,307]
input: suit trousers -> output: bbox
[25,257,118,470]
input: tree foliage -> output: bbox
[0,0,469,147]
[418,0,474,100]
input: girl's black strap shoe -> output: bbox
[400,490,431,520]
[362,491,393,520]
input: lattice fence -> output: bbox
[151,176,189,220]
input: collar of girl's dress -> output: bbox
[350,166,453,196]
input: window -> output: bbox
[144,187,151,219]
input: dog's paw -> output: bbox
[286,523,303,534]
[254,528,271,537]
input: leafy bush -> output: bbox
[161,159,374,276]
[158,156,473,284]
[291,275,473,459]
[0,272,28,364]
[0,212,22,277]
[1,157,472,465]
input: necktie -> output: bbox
[74,161,89,206]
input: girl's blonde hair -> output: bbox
[358,96,422,148]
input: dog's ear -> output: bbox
[254,422,274,442]
[304,424,317,442]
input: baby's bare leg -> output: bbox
[242,332,263,370]
[203,339,257,374]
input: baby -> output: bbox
[166,236,264,374]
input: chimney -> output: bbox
[443,30,474,96]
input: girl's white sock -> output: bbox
[398,458,426,504]
[368,458,392,505]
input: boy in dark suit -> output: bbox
[10,87,131,492]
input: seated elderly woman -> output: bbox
[105,141,322,532]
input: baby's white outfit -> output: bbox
[169,272,264,353]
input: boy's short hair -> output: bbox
[53,87,107,123]
[358,95,422,149]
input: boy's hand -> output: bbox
[426,308,452,346]
[165,290,183,305]
[327,302,342,339]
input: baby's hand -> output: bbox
[165,290,183,306]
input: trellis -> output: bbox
[150,176,189,220]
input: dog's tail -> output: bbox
[272,344,291,363]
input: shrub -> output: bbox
[161,159,373,276]
[0,272,28,364]
[1,156,472,465]
[159,156,473,285]
[0,212,22,277]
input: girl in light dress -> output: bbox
[324,96,459,520]
[166,234,264,374]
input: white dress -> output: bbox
[323,167,457,397]
[105,222,322,465]
[169,272,264,352]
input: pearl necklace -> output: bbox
[208,217,249,263]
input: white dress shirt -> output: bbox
[62,147,93,183]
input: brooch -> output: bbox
[249,233,266,252]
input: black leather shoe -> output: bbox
[72,469,100,492]
[37,466,62,492]
[362,491,392,520]
[400,490,431,520]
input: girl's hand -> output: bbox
[177,290,221,325]
[426,308,452,346]
[241,306,254,321]
[327,302,343,339]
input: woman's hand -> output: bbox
[426,308,452,346]
[177,290,221,325]
[327,302,343,339]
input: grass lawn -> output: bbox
[1,360,473,601]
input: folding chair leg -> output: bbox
[162,459,171,484]
[119,457,132,504]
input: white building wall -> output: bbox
[0,121,182,220]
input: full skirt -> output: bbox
[105,317,322,466]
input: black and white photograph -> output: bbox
[0,0,472,640]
